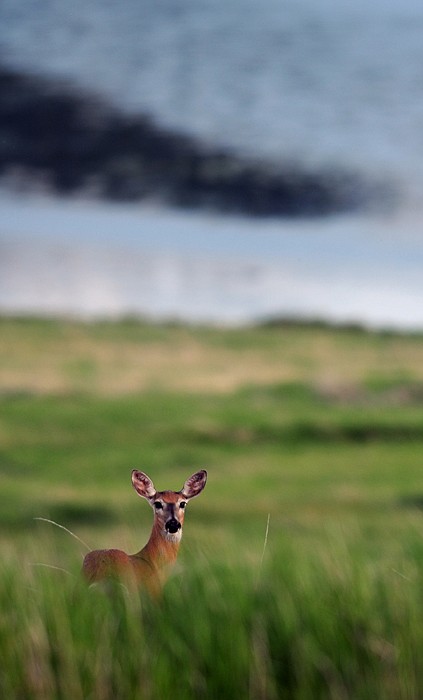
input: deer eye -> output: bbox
[154,501,163,510]
[179,501,187,509]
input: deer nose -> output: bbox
[165,518,181,534]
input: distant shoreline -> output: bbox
[2,191,423,332]
[1,311,422,338]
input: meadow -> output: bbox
[1,315,423,699]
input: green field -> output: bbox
[1,316,423,698]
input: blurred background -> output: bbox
[3,6,423,695]
[1,0,423,328]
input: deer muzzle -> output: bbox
[165,518,181,534]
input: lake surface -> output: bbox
[1,0,423,328]
[2,0,423,189]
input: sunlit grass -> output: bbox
[2,315,423,395]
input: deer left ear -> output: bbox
[132,470,157,500]
[181,470,207,500]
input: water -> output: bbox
[2,192,423,328]
[1,0,423,327]
[2,0,423,182]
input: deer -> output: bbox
[82,469,207,595]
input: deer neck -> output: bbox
[136,520,182,571]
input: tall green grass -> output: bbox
[1,528,423,700]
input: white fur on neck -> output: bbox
[162,528,183,544]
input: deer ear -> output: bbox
[181,470,207,500]
[132,470,156,499]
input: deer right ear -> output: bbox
[132,470,156,500]
[181,469,208,500]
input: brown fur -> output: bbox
[82,470,207,595]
